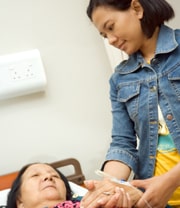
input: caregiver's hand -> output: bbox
[81,179,141,208]
[131,174,176,208]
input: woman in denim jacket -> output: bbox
[81,0,180,207]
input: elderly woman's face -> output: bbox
[17,164,67,208]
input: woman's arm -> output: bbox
[103,160,131,180]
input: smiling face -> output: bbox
[17,163,67,208]
[91,1,146,55]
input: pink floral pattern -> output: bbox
[54,200,80,208]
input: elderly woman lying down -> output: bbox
[6,163,82,208]
[5,162,142,208]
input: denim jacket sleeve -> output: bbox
[105,73,139,174]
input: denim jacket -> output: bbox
[106,24,180,179]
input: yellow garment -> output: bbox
[147,60,151,64]
[155,150,180,206]
[154,114,180,206]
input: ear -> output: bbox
[16,199,24,208]
[131,0,144,19]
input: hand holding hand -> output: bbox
[81,179,142,208]
[131,175,176,208]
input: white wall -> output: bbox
[0,0,112,179]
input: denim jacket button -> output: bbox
[166,114,173,120]
[150,86,157,92]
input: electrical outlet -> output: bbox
[0,49,47,100]
[9,63,35,81]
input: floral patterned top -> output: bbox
[54,200,80,208]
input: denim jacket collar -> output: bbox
[115,24,178,74]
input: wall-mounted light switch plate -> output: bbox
[0,49,47,100]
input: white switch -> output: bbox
[0,49,47,100]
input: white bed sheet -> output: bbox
[0,182,87,206]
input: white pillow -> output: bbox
[69,181,87,196]
[0,188,10,206]
[0,182,87,206]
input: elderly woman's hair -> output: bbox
[6,163,73,208]
[87,0,175,38]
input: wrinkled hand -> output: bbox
[81,179,141,208]
[131,175,175,208]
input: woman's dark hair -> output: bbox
[6,163,73,208]
[87,0,175,38]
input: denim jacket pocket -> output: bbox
[168,66,180,99]
[117,83,140,117]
